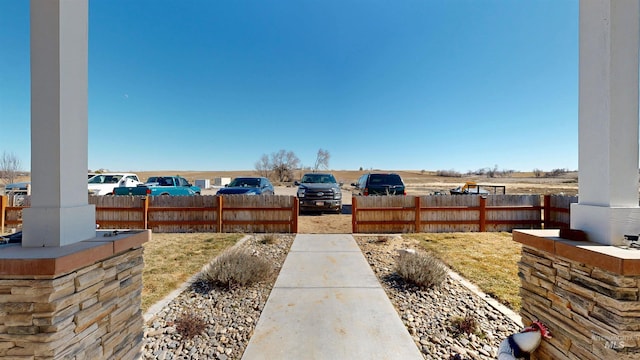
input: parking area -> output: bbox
[202,186,353,205]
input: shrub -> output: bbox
[174,311,207,340]
[436,169,462,178]
[258,233,278,245]
[198,247,272,287]
[545,168,569,178]
[394,250,447,288]
[450,314,479,336]
[533,168,543,177]
[370,235,391,244]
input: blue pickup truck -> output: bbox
[113,176,201,196]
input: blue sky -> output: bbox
[1,0,578,172]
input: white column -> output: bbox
[22,0,96,247]
[571,0,640,245]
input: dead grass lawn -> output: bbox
[142,231,523,314]
[404,232,522,311]
[142,233,243,311]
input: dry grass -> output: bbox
[405,232,522,311]
[141,233,242,311]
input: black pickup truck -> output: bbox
[295,173,343,213]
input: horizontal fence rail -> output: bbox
[2,194,577,234]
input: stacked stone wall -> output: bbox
[0,247,144,359]
[519,245,640,359]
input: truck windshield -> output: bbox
[301,174,336,184]
[229,178,259,187]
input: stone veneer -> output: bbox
[514,229,640,359]
[0,230,149,359]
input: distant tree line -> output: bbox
[533,168,570,178]
[435,165,516,178]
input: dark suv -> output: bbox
[352,173,406,196]
[295,173,343,213]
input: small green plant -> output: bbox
[258,233,278,245]
[450,314,479,336]
[394,250,447,288]
[199,247,272,287]
[370,235,390,244]
[174,311,207,340]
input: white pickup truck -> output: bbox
[87,173,142,195]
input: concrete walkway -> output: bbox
[241,234,423,360]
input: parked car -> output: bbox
[351,173,406,196]
[113,176,201,196]
[295,173,342,213]
[216,177,274,195]
[88,173,142,195]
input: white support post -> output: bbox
[571,0,640,245]
[22,0,96,247]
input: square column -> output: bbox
[22,0,95,247]
[571,0,640,245]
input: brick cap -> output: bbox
[513,229,640,275]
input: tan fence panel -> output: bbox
[353,196,416,233]
[221,195,296,233]
[354,195,544,233]
[148,195,218,233]
[91,195,147,230]
[420,195,481,233]
[546,195,577,229]
[485,195,542,232]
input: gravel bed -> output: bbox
[355,235,522,360]
[142,234,522,360]
[142,235,295,360]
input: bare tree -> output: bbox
[267,150,299,182]
[0,151,22,185]
[254,154,271,178]
[254,150,301,183]
[313,148,330,172]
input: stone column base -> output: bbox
[514,229,640,359]
[0,230,149,359]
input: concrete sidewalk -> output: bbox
[241,234,423,360]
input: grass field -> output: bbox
[141,231,523,314]
[405,232,522,311]
[141,232,243,311]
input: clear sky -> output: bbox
[1,0,579,173]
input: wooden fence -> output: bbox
[2,194,577,234]
[351,194,576,233]
[1,195,298,234]
[544,194,578,229]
